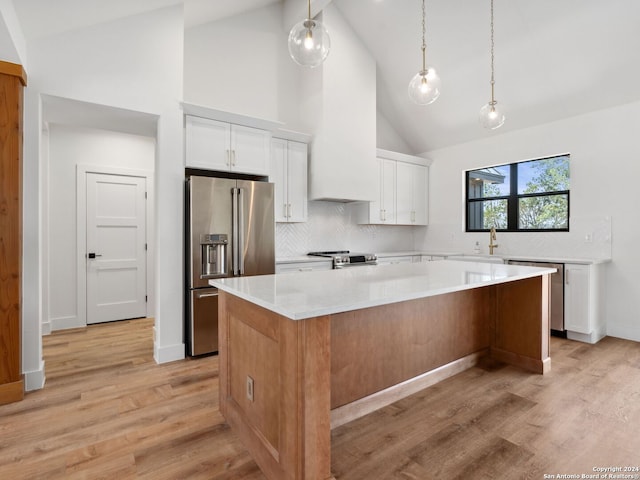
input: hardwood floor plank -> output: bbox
[1,318,639,479]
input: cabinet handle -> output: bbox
[283,203,288,218]
[288,203,292,218]
[411,211,416,222]
[566,270,569,285]
[226,149,230,166]
[298,267,313,272]
[232,150,237,166]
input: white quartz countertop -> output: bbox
[210,260,556,321]
[375,251,610,265]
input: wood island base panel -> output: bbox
[217,274,550,480]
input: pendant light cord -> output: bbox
[308,0,312,20]
[490,0,495,104]
[421,0,426,72]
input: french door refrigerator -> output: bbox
[186,175,275,356]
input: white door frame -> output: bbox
[76,165,155,326]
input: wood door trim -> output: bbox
[0,60,26,85]
[0,66,24,404]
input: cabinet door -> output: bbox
[231,124,271,175]
[381,159,396,223]
[286,141,308,222]
[564,264,590,334]
[185,116,230,170]
[396,162,413,224]
[377,256,413,265]
[396,162,428,225]
[271,139,288,222]
[412,164,428,225]
[276,261,332,273]
[367,158,383,223]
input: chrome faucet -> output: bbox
[488,226,499,255]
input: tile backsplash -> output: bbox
[275,201,417,258]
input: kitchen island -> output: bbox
[211,261,555,480]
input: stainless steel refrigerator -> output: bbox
[185,175,275,356]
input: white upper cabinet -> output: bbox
[271,138,308,223]
[359,158,396,224]
[356,149,430,226]
[185,115,271,175]
[396,162,428,225]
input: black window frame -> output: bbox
[465,154,570,233]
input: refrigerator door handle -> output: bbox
[196,291,218,299]
[238,187,245,275]
[232,187,239,275]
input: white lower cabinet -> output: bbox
[376,255,414,266]
[271,139,308,223]
[564,263,606,343]
[276,261,332,273]
[421,255,446,262]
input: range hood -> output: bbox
[301,4,377,203]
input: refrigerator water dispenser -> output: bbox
[200,234,228,278]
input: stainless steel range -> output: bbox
[308,250,377,269]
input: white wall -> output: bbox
[19,5,185,389]
[27,7,183,116]
[184,3,303,131]
[418,99,640,342]
[46,124,155,331]
[377,111,413,154]
[0,0,27,67]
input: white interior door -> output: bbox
[86,173,147,324]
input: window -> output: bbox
[466,154,570,232]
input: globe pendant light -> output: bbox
[288,0,330,68]
[479,0,506,129]
[408,0,440,105]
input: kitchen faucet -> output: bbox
[489,226,499,255]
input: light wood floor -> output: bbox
[1,319,639,479]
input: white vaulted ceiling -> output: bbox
[333,0,640,152]
[12,0,640,152]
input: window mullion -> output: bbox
[507,164,518,229]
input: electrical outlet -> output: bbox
[246,376,254,402]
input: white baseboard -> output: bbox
[567,329,607,344]
[606,324,640,343]
[24,360,46,391]
[51,315,84,331]
[154,341,185,364]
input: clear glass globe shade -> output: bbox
[408,67,441,105]
[479,102,506,129]
[288,19,330,68]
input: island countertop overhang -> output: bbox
[210,260,556,320]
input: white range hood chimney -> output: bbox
[300,4,377,202]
